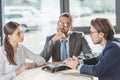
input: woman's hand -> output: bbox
[16,62,37,75]
[23,62,37,69]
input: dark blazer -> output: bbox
[80,38,120,80]
[40,31,94,62]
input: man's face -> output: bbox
[90,26,103,44]
[57,16,72,35]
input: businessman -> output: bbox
[64,18,120,80]
[40,12,94,62]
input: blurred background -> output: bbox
[2,0,117,56]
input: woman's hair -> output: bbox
[59,12,73,22]
[4,21,20,65]
[90,18,115,40]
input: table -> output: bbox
[13,66,94,80]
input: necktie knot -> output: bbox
[61,40,67,44]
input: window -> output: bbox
[1,0,119,54]
[3,0,60,53]
[70,0,116,27]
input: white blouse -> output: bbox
[0,44,46,80]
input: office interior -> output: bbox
[0,0,120,79]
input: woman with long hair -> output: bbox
[0,21,46,80]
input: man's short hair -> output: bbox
[59,12,72,22]
[90,18,115,40]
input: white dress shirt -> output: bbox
[0,44,46,80]
[60,36,70,58]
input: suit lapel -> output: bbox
[69,34,76,57]
[55,40,61,60]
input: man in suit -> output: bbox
[40,12,94,62]
[64,18,120,80]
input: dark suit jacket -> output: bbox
[40,31,94,62]
[80,38,120,80]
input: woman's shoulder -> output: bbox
[0,46,5,54]
[18,44,25,49]
[17,44,28,52]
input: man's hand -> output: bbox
[52,31,66,43]
[63,56,80,69]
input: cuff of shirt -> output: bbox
[80,60,84,64]
[77,64,83,74]
[9,71,16,79]
[50,40,56,45]
[47,40,54,48]
[49,40,53,45]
